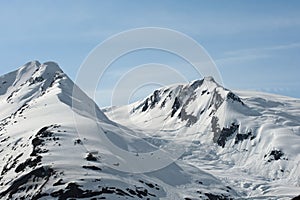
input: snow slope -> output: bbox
[106,77,300,199]
[0,61,239,200]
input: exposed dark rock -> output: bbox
[50,183,139,200]
[270,150,284,160]
[32,137,43,147]
[150,90,160,108]
[209,90,224,113]
[201,89,208,95]
[134,186,156,198]
[250,135,256,140]
[160,90,173,108]
[145,182,154,188]
[51,182,100,199]
[235,132,252,144]
[178,108,198,127]
[264,149,286,162]
[5,123,59,191]
[218,123,239,148]
[29,76,44,86]
[292,195,300,200]
[30,146,48,157]
[1,153,23,176]
[212,117,239,148]
[6,89,20,103]
[126,188,137,196]
[205,193,232,200]
[49,71,65,88]
[74,139,83,145]
[133,92,162,113]
[161,98,167,108]
[211,116,221,143]
[15,156,42,173]
[0,136,10,143]
[36,126,54,138]
[82,165,102,171]
[53,179,65,186]
[141,98,149,112]
[227,92,244,105]
[200,109,205,115]
[85,153,97,161]
[0,166,54,199]
[0,104,30,132]
[171,97,181,117]
[190,79,204,90]
[168,90,173,98]
[139,180,160,190]
[30,125,59,156]
[15,103,29,115]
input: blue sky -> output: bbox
[0,1,299,106]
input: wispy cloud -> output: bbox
[225,42,300,56]
[215,42,300,66]
[215,54,270,66]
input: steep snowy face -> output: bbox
[0,61,63,118]
[0,60,110,124]
[1,61,299,199]
[0,62,239,200]
[128,77,245,127]
[107,76,253,145]
[105,78,300,199]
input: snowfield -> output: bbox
[0,61,299,199]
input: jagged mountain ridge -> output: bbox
[107,76,259,148]
[0,61,241,200]
[106,76,300,199]
[130,76,247,126]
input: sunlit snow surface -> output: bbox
[106,77,300,199]
[0,61,299,199]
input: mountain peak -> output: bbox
[1,61,300,199]
[42,61,61,71]
[23,60,41,68]
[0,61,111,124]
[128,77,245,127]
[0,61,67,114]
[187,77,220,93]
[20,60,61,73]
[203,76,215,82]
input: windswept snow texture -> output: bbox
[106,77,300,199]
[0,61,240,200]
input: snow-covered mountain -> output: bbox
[0,61,245,200]
[106,77,300,199]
